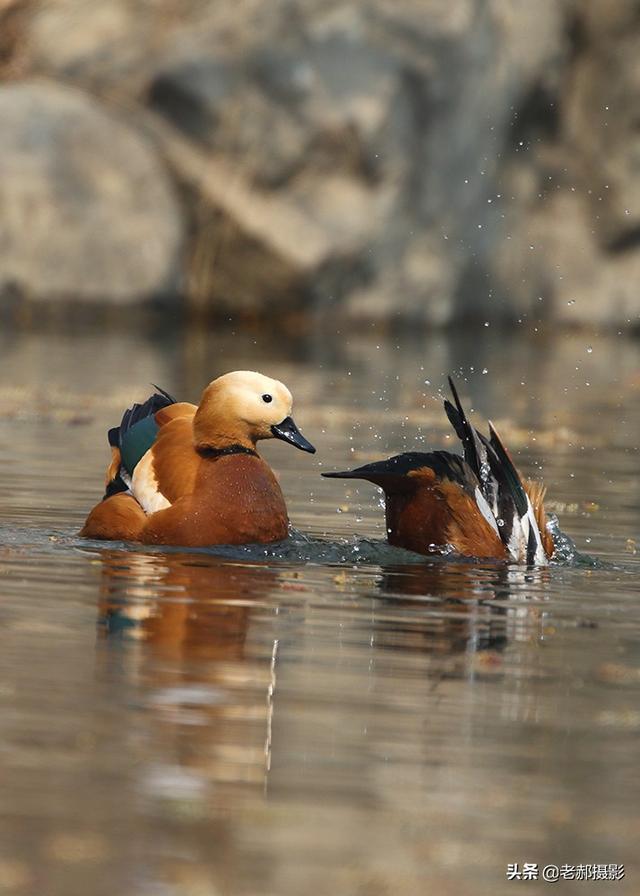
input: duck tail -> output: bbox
[444,377,485,481]
[444,376,500,515]
[486,422,528,517]
[485,420,548,564]
[444,376,549,563]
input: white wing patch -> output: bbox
[474,487,500,535]
[132,450,171,514]
[524,494,548,566]
[503,496,549,565]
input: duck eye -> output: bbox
[262,394,273,403]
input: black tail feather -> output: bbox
[526,519,538,566]
[112,387,176,447]
[487,422,528,517]
[103,475,129,499]
[445,377,535,552]
[151,384,177,404]
[446,377,482,479]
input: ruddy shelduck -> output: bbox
[81,371,315,546]
[323,377,555,564]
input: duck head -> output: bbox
[193,371,316,454]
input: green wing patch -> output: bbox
[120,416,160,475]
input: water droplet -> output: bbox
[497,518,505,527]
[586,345,593,354]
[482,367,488,375]
[484,321,490,327]
[567,299,575,306]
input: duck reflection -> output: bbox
[93,549,283,791]
[374,560,551,660]
[96,551,272,658]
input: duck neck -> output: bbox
[194,430,257,454]
[196,443,258,459]
[193,410,257,456]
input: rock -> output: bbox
[142,2,482,316]
[147,20,403,189]
[487,0,640,328]
[492,189,640,328]
[21,0,571,320]
[0,80,183,304]
[10,0,640,326]
[0,0,30,79]
[140,111,372,314]
[563,13,640,250]
[149,58,311,189]
[26,0,275,92]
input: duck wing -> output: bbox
[104,387,176,495]
[485,421,549,565]
[444,378,550,564]
[104,388,199,512]
[443,377,489,488]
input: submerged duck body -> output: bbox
[81,371,315,546]
[324,378,555,565]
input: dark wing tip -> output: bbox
[150,384,177,404]
[445,374,485,479]
[119,388,176,436]
[487,420,528,516]
[446,375,463,420]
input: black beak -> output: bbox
[271,417,316,453]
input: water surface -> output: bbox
[0,323,639,895]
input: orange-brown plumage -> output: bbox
[105,446,122,486]
[323,377,555,565]
[82,492,147,541]
[154,401,197,427]
[141,453,289,546]
[81,372,315,547]
[150,415,200,504]
[524,479,554,558]
[367,467,507,559]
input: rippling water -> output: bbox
[0,323,639,895]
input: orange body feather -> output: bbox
[82,372,313,547]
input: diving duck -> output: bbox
[323,377,554,564]
[81,371,315,546]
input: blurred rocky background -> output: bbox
[0,0,639,328]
